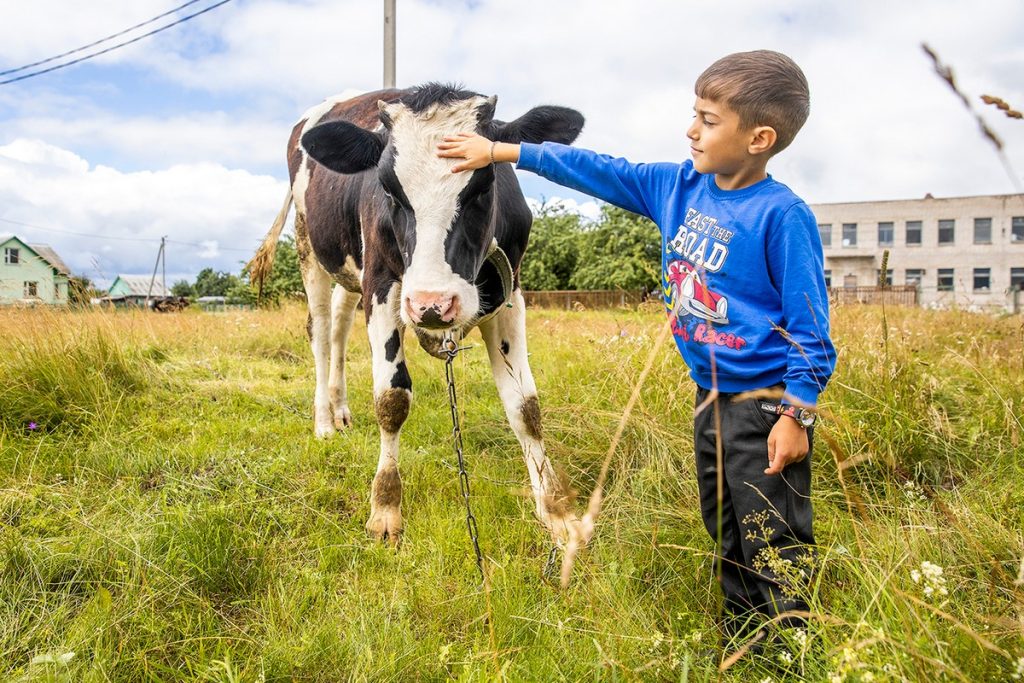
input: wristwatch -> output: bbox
[778,404,816,428]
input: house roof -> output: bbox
[109,275,172,297]
[29,244,71,276]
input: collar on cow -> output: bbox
[475,243,513,325]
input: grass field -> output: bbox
[1,302,1022,682]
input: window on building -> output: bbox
[905,269,925,286]
[1010,267,1024,291]
[24,281,38,297]
[876,269,893,286]
[823,269,832,288]
[938,219,955,245]
[974,217,992,244]
[878,222,894,246]
[842,223,858,247]
[1013,217,1024,243]
[818,223,832,247]
[843,274,857,288]
[973,268,991,292]
[906,220,922,245]
[3,247,19,264]
[937,268,954,292]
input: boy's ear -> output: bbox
[748,126,777,156]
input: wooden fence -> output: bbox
[521,286,920,310]
[523,289,646,310]
[828,285,918,306]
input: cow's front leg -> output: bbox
[479,289,587,549]
[364,282,411,544]
[328,284,361,430]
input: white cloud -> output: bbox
[0,139,287,284]
[525,196,602,223]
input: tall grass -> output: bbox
[0,303,1022,681]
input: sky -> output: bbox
[0,0,1022,287]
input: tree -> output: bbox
[67,275,96,307]
[170,279,195,298]
[193,268,236,297]
[570,206,660,291]
[520,204,583,291]
[240,235,305,307]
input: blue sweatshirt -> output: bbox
[517,142,836,406]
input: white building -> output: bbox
[812,193,1024,311]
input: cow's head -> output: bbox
[300,84,584,332]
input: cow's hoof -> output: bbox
[314,405,336,438]
[366,507,403,545]
[546,511,591,549]
[314,422,335,439]
[333,405,353,430]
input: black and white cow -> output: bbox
[252,84,588,549]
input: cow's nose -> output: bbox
[405,292,459,328]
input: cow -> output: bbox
[250,84,590,551]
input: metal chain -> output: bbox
[543,545,559,580]
[442,334,486,583]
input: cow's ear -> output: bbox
[301,121,385,174]
[475,95,497,127]
[489,105,584,145]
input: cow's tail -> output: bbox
[248,186,293,299]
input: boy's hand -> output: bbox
[765,416,810,475]
[437,132,506,173]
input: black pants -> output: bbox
[694,386,815,627]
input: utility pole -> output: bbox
[146,236,166,309]
[384,0,396,88]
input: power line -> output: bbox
[0,0,207,78]
[0,216,258,252]
[0,0,236,87]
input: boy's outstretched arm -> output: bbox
[437,133,519,173]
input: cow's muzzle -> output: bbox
[404,292,460,329]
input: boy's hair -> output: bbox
[695,50,809,155]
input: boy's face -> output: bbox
[687,97,763,186]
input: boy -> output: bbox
[438,50,836,642]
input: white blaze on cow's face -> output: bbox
[381,97,494,332]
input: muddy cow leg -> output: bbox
[328,285,361,430]
[364,281,411,543]
[295,211,336,438]
[478,289,585,548]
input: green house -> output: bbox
[0,235,71,305]
[105,275,171,307]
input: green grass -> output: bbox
[1,303,1022,681]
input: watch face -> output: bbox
[797,410,816,427]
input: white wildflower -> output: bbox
[902,480,927,502]
[1012,655,1024,680]
[778,650,794,665]
[792,628,809,649]
[910,560,948,600]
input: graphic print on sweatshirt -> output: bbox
[661,207,749,352]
